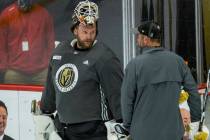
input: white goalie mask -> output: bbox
[72,0,99,25]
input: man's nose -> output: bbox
[86,32,93,39]
[86,35,91,40]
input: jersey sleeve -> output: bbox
[40,59,56,114]
[98,56,123,121]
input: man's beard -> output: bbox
[77,38,95,49]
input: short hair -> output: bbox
[0,100,8,114]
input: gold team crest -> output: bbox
[55,63,78,92]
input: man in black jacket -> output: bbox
[121,21,201,140]
[0,100,14,140]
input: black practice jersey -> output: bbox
[41,39,123,124]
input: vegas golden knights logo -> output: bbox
[55,64,78,92]
[59,68,74,87]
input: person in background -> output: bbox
[0,0,15,13]
[0,0,55,85]
[121,21,201,140]
[0,100,14,140]
[0,0,16,83]
[40,0,123,140]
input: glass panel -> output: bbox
[0,0,123,85]
[203,0,210,79]
[176,0,197,79]
[132,0,208,82]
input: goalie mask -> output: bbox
[71,0,99,32]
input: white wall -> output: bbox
[0,90,42,140]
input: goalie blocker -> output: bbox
[32,100,130,140]
[32,115,130,140]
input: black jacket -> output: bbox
[121,47,201,140]
[3,134,14,140]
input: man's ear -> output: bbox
[73,28,78,36]
[143,36,150,44]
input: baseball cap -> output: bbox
[135,21,161,39]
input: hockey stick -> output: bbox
[198,69,210,131]
[194,69,210,140]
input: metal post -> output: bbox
[122,0,136,69]
[195,0,204,83]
